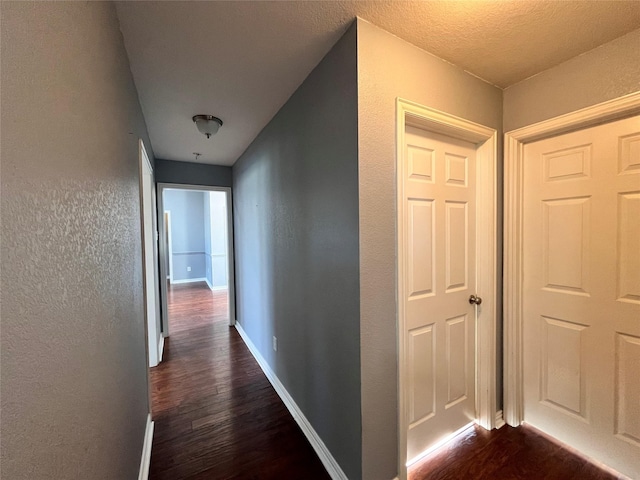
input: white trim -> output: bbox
[506,91,640,143]
[223,189,236,327]
[169,277,207,285]
[503,91,640,427]
[138,140,160,370]
[138,413,154,480]
[158,183,236,337]
[157,335,164,363]
[204,271,229,291]
[396,99,498,480]
[406,422,475,467]
[495,410,505,429]
[165,211,174,284]
[234,322,347,480]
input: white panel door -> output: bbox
[141,145,159,367]
[402,126,477,462]
[523,115,640,478]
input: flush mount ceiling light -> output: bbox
[192,114,223,139]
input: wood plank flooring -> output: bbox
[409,423,621,480]
[150,283,620,480]
[149,282,330,480]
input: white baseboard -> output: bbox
[138,413,154,480]
[495,410,506,429]
[158,336,165,363]
[234,322,347,480]
[170,277,207,285]
[205,277,228,292]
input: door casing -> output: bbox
[396,98,498,480]
[503,91,640,427]
[157,183,236,336]
[139,140,161,368]
[164,211,174,283]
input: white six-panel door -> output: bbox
[402,126,478,462]
[522,115,640,478]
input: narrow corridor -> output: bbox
[148,282,329,479]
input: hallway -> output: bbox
[149,285,621,480]
[148,283,330,479]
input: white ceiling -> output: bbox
[116,1,640,166]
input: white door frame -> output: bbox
[139,140,161,368]
[396,99,498,480]
[164,211,174,283]
[503,91,640,427]
[157,183,236,336]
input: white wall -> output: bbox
[1,2,153,477]
[356,18,503,479]
[208,191,228,288]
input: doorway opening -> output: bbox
[396,99,498,480]
[157,184,235,336]
[504,92,640,479]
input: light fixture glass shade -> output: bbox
[192,115,223,138]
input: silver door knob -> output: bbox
[469,294,482,305]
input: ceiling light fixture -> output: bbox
[192,114,223,139]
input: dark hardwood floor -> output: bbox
[409,423,621,480]
[150,283,621,480]
[148,282,330,480]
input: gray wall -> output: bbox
[155,158,232,187]
[1,2,152,478]
[504,28,640,131]
[164,189,207,281]
[356,19,503,479]
[232,24,361,480]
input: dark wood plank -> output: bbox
[409,424,623,480]
[149,282,330,480]
[151,282,619,479]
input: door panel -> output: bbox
[141,148,159,367]
[408,199,435,297]
[542,196,591,294]
[540,316,587,418]
[409,325,436,425]
[403,126,477,461]
[523,115,640,478]
[615,333,640,446]
[618,192,640,303]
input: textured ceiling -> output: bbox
[116,1,640,165]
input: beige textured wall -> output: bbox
[1,2,153,478]
[356,19,503,479]
[504,28,640,132]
